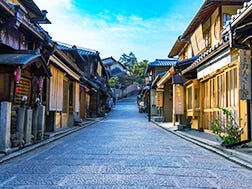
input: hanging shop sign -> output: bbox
[240,49,251,100]
[173,84,184,115]
[156,91,163,107]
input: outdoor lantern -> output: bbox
[13,67,21,103]
[37,76,43,97]
[37,76,43,90]
[14,67,21,83]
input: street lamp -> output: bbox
[148,75,152,122]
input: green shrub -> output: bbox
[212,107,244,145]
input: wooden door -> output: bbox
[62,80,69,128]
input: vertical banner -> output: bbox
[156,91,163,107]
[240,50,251,100]
[173,84,184,115]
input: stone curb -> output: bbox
[0,118,102,164]
[152,121,252,170]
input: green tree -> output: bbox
[119,52,148,85]
[108,76,120,89]
[132,60,148,85]
[119,52,137,72]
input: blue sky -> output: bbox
[34,0,203,61]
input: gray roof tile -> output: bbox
[149,59,177,67]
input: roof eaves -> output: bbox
[168,36,189,58]
[0,1,15,16]
[222,0,252,35]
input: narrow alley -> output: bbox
[0,96,252,188]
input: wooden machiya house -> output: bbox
[45,46,83,132]
[168,0,251,142]
[222,0,252,141]
[0,0,53,151]
[57,43,111,119]
[145,59,177,122]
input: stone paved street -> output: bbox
[1,96,252,188]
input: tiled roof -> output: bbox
[149,59,177,67]
[77,49,98,56]
[177,56,200,67]
[56,41,98,56]
[102,57,117,66]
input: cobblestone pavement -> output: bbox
[1,96,252,188]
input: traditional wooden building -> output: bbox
[145,59,177,121]
[44,46,83,132]
[102,56,130,99]
[221,0,252,141]
[57,43,111,118]
[0,0,53,150]
[168,0,249,142]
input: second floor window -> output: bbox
[204,31,210,48]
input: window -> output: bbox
[202,67,238,130]
[204,82,209,108]
[63,80,69,113]
[187,87,192,109]
[69,83,73,107]
[214,18,219,40]
[203,30,210,48]
[210,78,217,108]
[227,68,238,107]
[194,87,199,108]
[217,74,226,107]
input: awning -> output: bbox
[0,53,51,77]
[156,68,175,89]
[0,53,40,65]
[172,75,184,84]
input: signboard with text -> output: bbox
[240,50,251,100]
[173,84,184,115]
[156,91,163,107]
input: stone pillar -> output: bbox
[37,105,45,140]
[24,108,32,145]
[32,105,38,141]
[0,102,11,153]
[16,107,25,146]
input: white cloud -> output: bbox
[33,0,188,61]
[34,0,72,10]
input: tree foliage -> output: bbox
[132,60,148,84]
[119,52,148,85]
[108,76,120,89]
[119,52,137,72]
